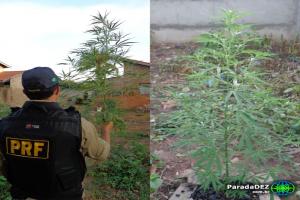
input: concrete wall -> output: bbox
[151,0,300,42]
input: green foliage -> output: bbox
[95,99,126,130]
[89,143,149,199]
[0,176,11,200]
[67,11,134,96]
[60,11,133,130]
[150,173,162,193]
[150,153,164,169]
[291,119,300,134]
[0,103,10,118]
[160,10,300,197]
[150,153,164,193]
[58,62,84,90]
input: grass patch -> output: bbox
[0,176,11,200]
[88,142,149,200]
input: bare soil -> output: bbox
[151,43,200,200]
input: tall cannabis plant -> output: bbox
[62,11,133,128]
[164,10,299,197]
[72,11,133,96]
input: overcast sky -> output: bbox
[0,0,149,74]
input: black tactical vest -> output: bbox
[0,101,87,199]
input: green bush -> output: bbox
[89,143,149,199]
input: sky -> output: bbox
[0,0,149,74]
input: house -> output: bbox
[0,71,24,89]
[0,60,27,107]
[0,60,24,89]
[60,58,150,110]
[104,59,150,111]
[0,60,10,72]
[109,58,150,95]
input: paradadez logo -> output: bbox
[270,180,296,197]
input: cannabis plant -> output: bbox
[62,11,133,129]
[71,11,133,96]
[163,10,299,197]
[58,57,83,89]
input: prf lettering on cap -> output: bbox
[6,137,49,159]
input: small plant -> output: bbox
[150,173,163,193]
[162,10,299,198]
[150,153,164,193]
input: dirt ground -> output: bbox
[150,42,300,200]
[151,43,199,200]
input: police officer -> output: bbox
[0,67,112,200]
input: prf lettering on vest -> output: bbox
[6,137,49,159]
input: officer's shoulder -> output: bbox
[81,117,96,129]
[65,106,78,113]
[10,107,21,113]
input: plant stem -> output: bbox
[224,103,230,179]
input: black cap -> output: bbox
[22,67,59,92]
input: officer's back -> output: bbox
[0,67,112,200]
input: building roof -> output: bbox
[0,60,10,68]
[123,58,150,67]
[0,71,23,83]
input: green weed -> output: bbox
[159,10,300,198]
